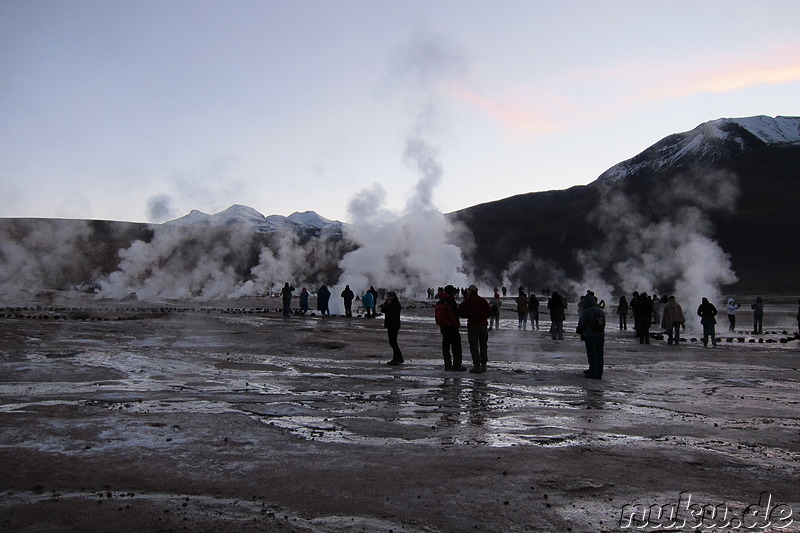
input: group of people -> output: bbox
[432,284,490,373]
[395,284,601,379]
[281,282,793,383]
[615,292,771,347]
[281,283,384,319]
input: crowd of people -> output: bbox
[274,282,794,381]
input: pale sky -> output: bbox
[2,0,799,223]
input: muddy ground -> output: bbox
[1,293,799,532]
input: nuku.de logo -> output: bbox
[619,491,794,530]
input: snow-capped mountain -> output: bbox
[597,115,800,185]
[166,204,342,234]
[454,114,800,293]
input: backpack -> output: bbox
[435,301,456,327]
[592,309,606,333]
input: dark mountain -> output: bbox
[452,116,800,294]
[1,115,797,299]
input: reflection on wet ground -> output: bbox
[1,305,799,466]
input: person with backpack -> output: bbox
[434,285,465,371]
[576,294,605,379]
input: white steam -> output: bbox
[332,31,474,299]
[0,220,95,298]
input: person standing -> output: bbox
[317,284,331,317]
[458,284,492,373]
[380,291,403,365]
[751,297,764,334]
[632,291,654,344]
[341,285,355,318]
[280,282,295,318]
[617,296,629,330]
[726,298,741,331]
[796,298,800,334]
[299,287,309,315]
[661,296,685,345]
[435,285,465,371]
[576,294,605,379]
[515,289,529,330]
[368,286,379,317]
[361,289,375,318]
[488,291,502,331]
[697,297,718,347]
[547,291,567,340]
[528,292,540,330]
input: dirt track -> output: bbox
[1,294,799,532]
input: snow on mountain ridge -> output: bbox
[287,211,335,228]
[166,205,340,233]
[597,115,800,185]
[729,115,800,145]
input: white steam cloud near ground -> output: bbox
[0,30,742,313]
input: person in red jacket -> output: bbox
[434,285,465,371]
[458,284,492,373]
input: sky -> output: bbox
[1,0,799,224]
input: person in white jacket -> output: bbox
[726,297,741,332]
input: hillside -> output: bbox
[452,116,800,295]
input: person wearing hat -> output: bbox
[457,284,492,373]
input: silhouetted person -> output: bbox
[367,286,379,317]
[797,299,800,334]
[280,282,295,318]
[528,292,540,330]
[617,296,629,330]
[299,287,309,315]
[632,291,653,344]
[576,294,605,379]
[547,291,567,340]
[751,297,764,334]
[381,291,403,365]
[488,292,502,331]
[435,285,465,371]
[341,285,355,318]
[317,284,331,316]
[697,297,718,347]
[515,289,529,330]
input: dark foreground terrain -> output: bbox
[1,293,799,532]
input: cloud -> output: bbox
[448,45,800,139]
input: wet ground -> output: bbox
[1,293,799,532]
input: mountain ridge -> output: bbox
[1,115,798,298]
